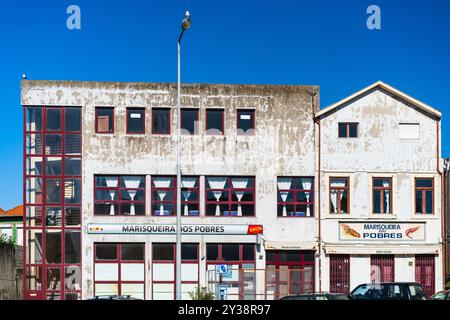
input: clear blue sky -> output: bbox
[0,0,449,210]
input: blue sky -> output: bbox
[0,0,449,210]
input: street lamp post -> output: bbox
[176,10,191,301]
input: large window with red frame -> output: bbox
[94,243,145,299]
[277,177,314,217]
[205,176,255,217]
[24,106,82,300]
[206,243,256,300]
[94,175,145,216]
[151,176,199,216]
[265,250,315,299]
[152,243,199,300]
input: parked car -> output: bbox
[280,293,350,300]
[86,295,141,300]
[349,282,426,300]
[429,290,450,300]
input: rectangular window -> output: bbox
[94,176,145,216]
[415,178,433,214]
[152,108,170,134]
[205,176,255,217]
[181,109,199,135]
[237,109,255,135]
[371,255,394,282]
[277,177,314,217]
[126,108,145,134]
[95,107,114,133]
[372,177,392,214]
[206,109,224,135]
[330,255,350,295]
[329,178,349,214]
[399,123,420,139]
[338,123,358,138]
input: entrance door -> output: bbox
[330,255,350,294]
[371,255,394,282]
[415,255,435,298]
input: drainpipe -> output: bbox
[437,120,446,289]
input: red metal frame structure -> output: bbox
[152,108,171,134]
[94,175,145,216]
[372,177,393,214]
[414,178,434,214]
[126,107,145,134]
[93,243,146,299]
[23,106,82,300]
[180,108,199,135]
[205,109,224,135]
[338,122,358,138]
[370,255,395,282]
[205,176,255,217]
[276,177,314,218]
[329,177,350,214]
[329,255,350,294]
[236,109,255,135]
[95,107,114,134]
[415,255,435,298]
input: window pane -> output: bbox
[373,178,390,187]
[26,107,42,132]
[181,109,198,135]
[416,179,433,188]
[221,244,240,261]
[425,191,433,214]
[64,179,81,204]
[65,158,81,176]
[47,267,61,290]
[206,109,224,134]
[95,244,117,260]
[341,190,348,213]
[153,244,174,261]
[95,176,118,187]
[242,244,255,261]
[121,176,145,189]
[153,109,170,134]
[65,266,81,291]
[46,108,61,131]
[46,207,62,226]
[127,108,145,133]
[65,108,81,132]
[65,207,81,226]
[26,206,43,227]
[45,134,62,155]
[121,243,145,261]
[349,123,358,137]
[237,110,255,135]
[26,133,43,155]
[415,191,422,214]
[96,108,114,133]
[46,157,62,176]
[46,230,62,264]
[181,244,198,260]
[65,231,81,264]
[373,191,381,213]
[65,134,81,155]
[46,179,61,204]
[26,157,43,176]
[26,178,43,204]
[26,266,43,291]
[338,123,347,137]
[26,230,43,264]
[206,244,219,261]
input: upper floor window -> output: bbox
[277,177,314,217]
[373,177,392,214]
[237,109,255,135]
[415,178,433,214]
[181,109,199,135]
[338,122,358,138]
[95,107,114,133]
[330,177,349,214]
[152,108,170,134]
[94,175,145,216]
[126,108,145,134]
[206,176,255,216]
[206,109,224,135]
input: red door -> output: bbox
[415,255,435,298]
[330,255,350,294]
[371,255,394,282]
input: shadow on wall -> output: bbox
[0,244,23,300]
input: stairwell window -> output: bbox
[338,123,358,138]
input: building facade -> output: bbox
[21,80,444,300]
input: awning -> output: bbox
[324,243,440,255]
[264,241,317,251]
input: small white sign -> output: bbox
[216,265,229,274]
[130,113,141,119]
[240,114,251,120]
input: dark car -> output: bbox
[280,293,350,300]
[429,290,450,300]
[86,295,141,300]
[349,282,426,300]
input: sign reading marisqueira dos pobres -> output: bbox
[87,223,263,235]
[339,222,425,241]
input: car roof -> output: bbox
[355,282,422,286]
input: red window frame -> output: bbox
[338,122,358,138]
[180,108,199,135]
[370,255,395,282]
[415,178,434,214]
[236,109,255,135]
[152,108,171,135]
[277,177,314,218]
[151,176,200,217]
[95,107,114,134]
[415,255,435,298]
[372,177,392,214]
[205,109,224,135]
[329,255,350,295]
[23,106,82,301]
[126,107,145,134]
[205,176,255,217]
[94,175,146,216]
[329,177,350,214]
[94,243,146,299]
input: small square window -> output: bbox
[206,109,224,135]
[127,108,145,134]
[338,123,358,138]
[152,108,170,134]
[96,108,114,133]
[181,109,199,135]
[237,110,255,135]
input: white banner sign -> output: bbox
[87,223,263,235]
[339,222,425,241]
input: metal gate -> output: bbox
[330,255,350,294]
[415,255,435,298]
[371,255,394,283]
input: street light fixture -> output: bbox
[176,10,191,301]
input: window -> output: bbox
[329,178,349,214]
[415,178,433,214]
[206,109,224,135]
[372,178,392,214]
[338,123,358,138]
[371,255,394,282]
[126,108,145,134]
[237,109,255,135]
[95,107,114,133]
[206,176,255,216]
[152,108,170,134]
[94,176,145,216]
[330,255,350,295]
[151,176,199,216]
[399,123,419,139]
[181,109,199,135]
[277,177,314,217]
